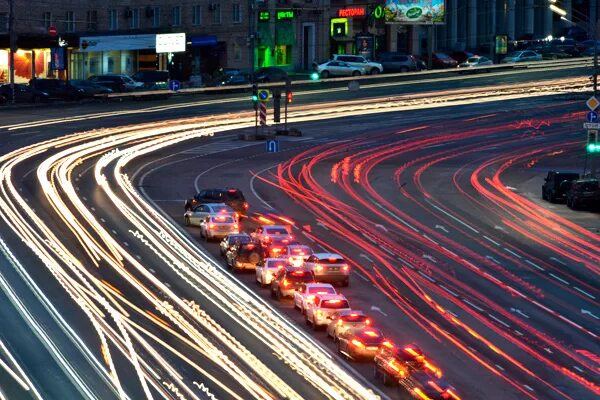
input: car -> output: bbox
[305,294,351,330]
[88,74,141,92]
[399,371,458,400]
[131,70,169,90]
[251,225,292,245]
[0,83,49,103]
[577,40,600,53]
[332,54,383,75]
[185,188,248,215]
[216,74,250,89]
[226,241,267,272]
[256,257,289,287]
[200,214,239,241]
[566,179,600,210]
[378,53,420,73]
[500,50,542,63]
[284,244,313,267]
[457,56,493,68]
[303,253,350,286]
[253,67,288,83]
[219,233,252,256]
[336,327,388,360]
[582,46,600,57]
[317,61,365,78]
[264,237,296,258]
[420,52,458,69]
[542,171,579,203]
[531,46,572,60]
[374,343,443,386]
[184,203,236,227]
[29,79,85,100]
[293,283,337,313]
[450,51,475,64]
[68,79,113,97]
[270,267,315,300]
[326,310,371,341]
[549,38,580,56]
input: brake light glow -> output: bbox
[233,223,239,230]
[337,319,344,326]
[350,339,364,348]
[424,361,442,378]
[216,215,226,220]
[365,318,371,325]
[342,265,349,271]
[381,340,394,349]
[316,291,329,294]
[228,189,237,193]
[364,330,379,337]
[413,388,432,400]
[258,216,273,224]
[325,299,342,305]
[282,279,290,288]
[315,265,324,272]
[292,270,305,276]
[428,381,444,392]
[243,202,249,209]
[246,244,255,249]
[446,389,461,400]
[271,247,282,253]
[209,223,216,228]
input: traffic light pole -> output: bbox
[592,15,598,177]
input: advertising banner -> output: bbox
[355,35,374,61]
[384,0,445,24]
[50,47,66,70]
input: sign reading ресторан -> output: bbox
[337,7,366,18]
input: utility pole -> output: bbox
[592,13,598,177]
[248,0,255,82]
[8,0,16,104]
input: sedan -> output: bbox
[0,84,49,103]
[255,257,289,287]
[337,327,388,360]
[501,50,542,63]
[68,79,113,97]
[326,310,372,341]
[219,233,252,256]
[184,203,236,227]
[305,294,351,330]
[293,283,337,314]
[200,214,239,241]
[457,56,493,68]
[317,61,365,78]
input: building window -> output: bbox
[109,9,118,30]
[64,11,74,32]
[172,6,181,26]
[86,10,97,31]
[129,8,140,29]
[152,7,161,27]
[42,12,52,29]
[211,4,221,25]
[192,5,202,26]
[0,13,7,33]
[232,4,242,23]
[275,44,292,65]
[233,42,241,61]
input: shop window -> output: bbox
[109,9,118,30]
[152,7,161,28]
[275,44,291,65]
[129,8,140,29]
[86,10,97,31]
[232,4,242,23]
[41,12,52,30]
[192,5,202,26]
[64,11,75,33]
[172,6,181,26]
[210,4,221,25]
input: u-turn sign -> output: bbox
[258,89,271,102]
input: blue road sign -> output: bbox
[266,139,279,153]
[586,111,598,123]
[168,80,181,92]
[258,89,271,101]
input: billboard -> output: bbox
[156,33,186,53]
[384,0,445,24]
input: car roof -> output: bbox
[315,293,347,301]
[311,252,343,259]
[348,326,383,335]
[305,283,335,288]
[263,224,289,230]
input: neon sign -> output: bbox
[337,7,366,18]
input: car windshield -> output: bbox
[266,259,286,268]
[211,215,234,223]
[321,299,349,309]
[466,57,479,63]
[556,173,579,181]
[265,227,288,235]
[230,235,250,244]
[209,205,232,213]
[308,286,335,294]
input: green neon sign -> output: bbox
[373,5,384,19]
[277,10,294,20]
[259,11,270,21]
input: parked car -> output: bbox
[326,310,371,341]
[303,253,350,286]
[457,56,493,69]
[0,83,49,103]
[270,267,315,299]
[582,46,600,57]
[566,179,600,210]
[255,257,289,287]
[68,79,113,97]
[532,46,572,60]
[450,51,475,64]
[550,38,580,56]
[293,283,337,314]
[216,74,250,88]
[337,327,388,360]
[420,52,458,69]
[253,67,288,83]
[501,50,542,63]
[219,233,252,256]
[185,188,248,215]
[378,53,420,73]
[226,241,267,271]
[317,61,365,78]
[184,203,236,227]
[30,79,85,100]
[577,40,600,53]
[332,54,384,75]
[131,70,169,90]
[200,214,239,241]
[542,171,579,203]
[305,294,351,330]
[88,74,141,92]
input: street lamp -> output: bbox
[549,4,567,17]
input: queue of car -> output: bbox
[182,187,461,399]
[542,171,600,211]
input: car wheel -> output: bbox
[400,67,409,73]
[352,71,361,77]
[321,70,330,79]
[370,69,379,75]
[184,216,191,226]
[341,278,349,287]
[548,193,556,203]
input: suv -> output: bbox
[566,179,600,210]
[185,188,248,215]
[332,54,383,75]
[304,253,350,286]
[270,267,315,299]
[378,53,419,73]
[542,171,579,203]
[30,79,84,100]
[226,241,267,272]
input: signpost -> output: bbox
[266,139,279,153]
[48,26,57,37]
[586,111,598,123]
[168,80,181,92]
[259,102,267,126]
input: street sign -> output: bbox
[168,80,181,92]
[48,26,57,37]
[266,139,279,153]
[584,122,600,129]
[258,89,271,102]
[586,96,599,111]
[587,111,598,123]
[259,102,267,125]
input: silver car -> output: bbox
[501,50,542,63]
[326,310,372,341]
[458,56,493,68]
[332,54,384,75]
[317,61,365,78]
[255,257,288,287]
[305,294,351,330]
[200,214,239,241]
[184,203,236,226]
[251,224,292,244]
[284,244,313,267]
[293,283,337,314]
[304,253,350,286]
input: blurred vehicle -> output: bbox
[255,257,288,287]
[450,51,475,64]
[566,179,600,210]
[305,294,351,330]
[550,38,580,56]
[30,79,85,100]
[293,283,337,313]
[251,224,292,244]
[216,74,250,88]
[200,214,239,241]
[226,241,267,271]
[184,203,236,226]
[68,79,113,97]
[185,188,248,214]
[500,50,542,63]
[457,56,493,69]
[332,54,383,75]
[219,233,252,256]
[131,70,169,90]
[304,253,350,286]
[253,67,288,83]
[542,171,579,203]
[577,40,600,53]
[317,61,365,78]
[532,46,572,60]
[270,267,314,299]
[582,46,600,57]
[88,74,141,92]
[337,327,387,360]
[378,53,420,73]
[399,371,459,400]
[374,343,443,386]
[326,310,371,341]
[556,26,588,42]
[420,52,458,69]
[284,244,313,267]
[0,84,49,103]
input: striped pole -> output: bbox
[259,102,267,126]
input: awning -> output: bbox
[257,23,274,47]
[78,34,156,52]
[275,23,295,46]
[190,35,217,47]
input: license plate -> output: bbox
[328,267,339,271]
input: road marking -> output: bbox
[523,385,534,392]
[504,248,522,259]
[149,268,156,273]
[111,229,117,235]
[418,271,435,283]
[550,257,567,266]
[302,231,316,242]
[427,202,479,233]
[434,224,449,233]
[380,246,395,256]
[422,234,439,245]
[483,236,500,246]
[464,299,484,312]
[440,285,458,297]
[370,306,388,317]
[494,225,507,232]
[525,259,545,271]
[549,273,570,285]
[574,287,596,299]
[316,222,330,231]
[123,242,129,247]
[581,309,600,320]
[514,330,524,336]
[573,366,584,373]
[486,255,501,265]
[544,348,553,354]
[375,224,388,232]
[422,254,437,263]
[440,246,458,258]
[359,253,373,262]
[353,271,370,282]
[488,314,511,328]
[100,218,106,223]
[495,364,505,371]
[510,307,530,319]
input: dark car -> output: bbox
[219,233,252,256]
[420,52,458,69]
[253,67,288,83]
[214,75,250,92]
[550,38,580,56]
[270,267,315,299]
[450,51,475,64]
[374,343,442,386]
[0,83,49,103]
[542,171,579,203]
[30,79,85,100]
[337,327,387,360]
[88,74,139,92]
[399,371,458,400]
[582,46,600,57]
[226,241,267,271]
[532,46,572,60]
[185,188,248,215]
[68,80,113,97]
[131,70,169,90]
[378,53,420,73]
[567,179,600,210]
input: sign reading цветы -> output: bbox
[156,33,186,53]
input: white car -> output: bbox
[284,244,313,267]
[303,253,350,286]
[500,50,542,63]
[200,214,239,241]
[317,61,365,78]
[184,203,236,226]
[293,283,337,314]
[251,224,292,244]
[326,310,371,341]
[305,293,351,330]
[458,56,493,68]
[256,257,288,287]
[332,54,383,75]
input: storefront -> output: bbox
[255,10,296,69]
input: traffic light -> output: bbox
[286,90,293,104]
[310,72,319,80]
[273,89,281,123]
[252,84,258,102]
[587,130,600,153]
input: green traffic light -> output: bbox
[252,95,258,101]
[310,72,319,81]
[588,143,600,153]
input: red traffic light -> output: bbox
[286,91,293,104]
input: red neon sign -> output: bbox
[337,7,366,18]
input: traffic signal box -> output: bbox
[273,89,281,123]
[252,84,258,110]
[588,129,599,153]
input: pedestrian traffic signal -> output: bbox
[252,84,258,102]
[286,91,293,104]
[310,72,319,80]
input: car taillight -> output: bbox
[243,202,249,209]
[337,319,344,326]
[233,223,239,230]
[365,318,371,325]
[315,264,323,272]
[342,265,349,271]
[351,339,365,348]
[282,279,290,288]
[307,295,315,303]
[381,340,394,349]
[364,330,379,337]
[424,361,442,378]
